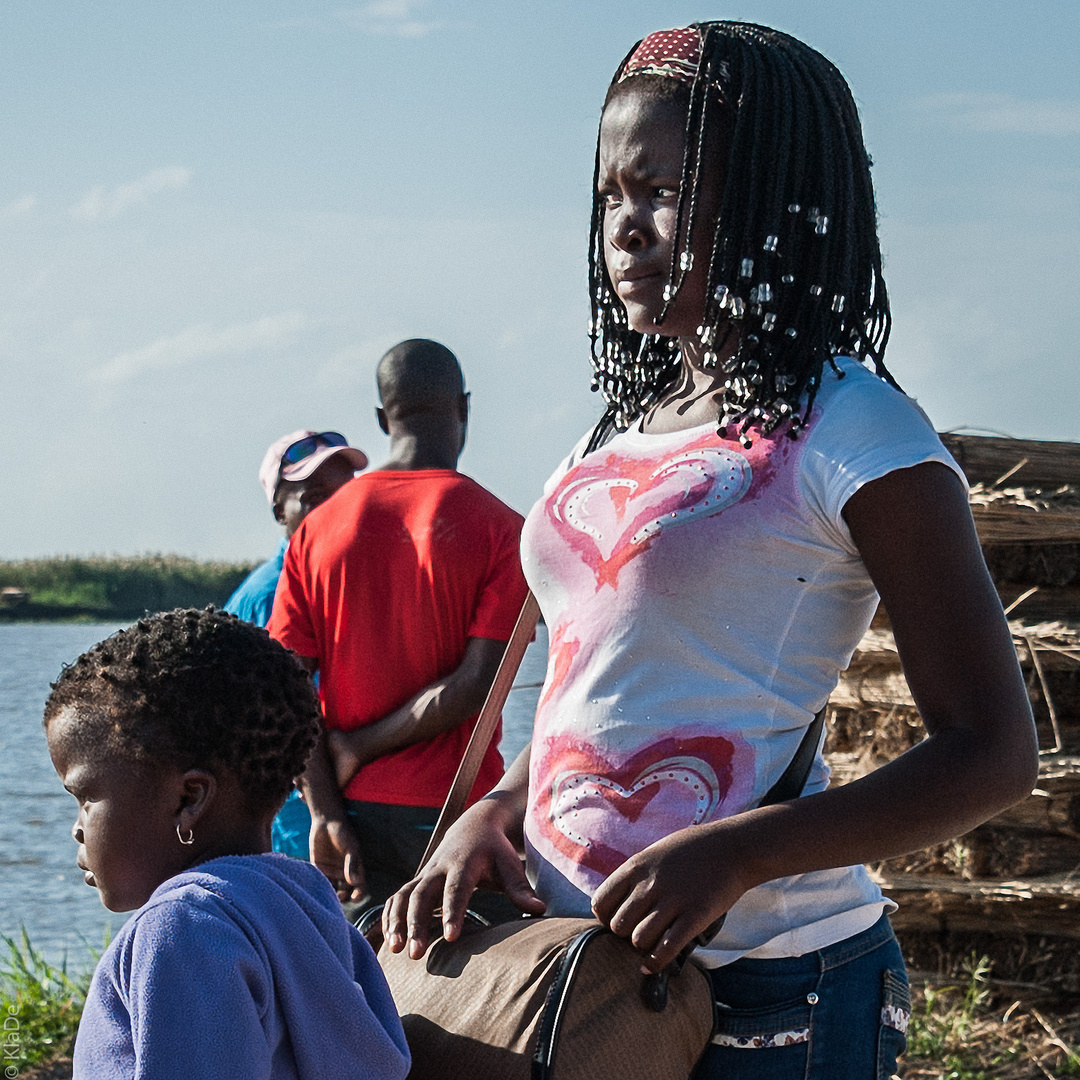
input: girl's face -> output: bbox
[598,89,722,341]
[46,708,193,912]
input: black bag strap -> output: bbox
[673,705,829,964]
[758,705,827,808]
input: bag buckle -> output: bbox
[640,915,725,1012]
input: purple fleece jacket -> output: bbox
[73,854,409,1080]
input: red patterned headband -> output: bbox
[618,26,702,85]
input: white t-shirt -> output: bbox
[520,356,965,965]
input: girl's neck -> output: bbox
[638,326,738,435]
[189,820,272,867]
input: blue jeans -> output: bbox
[693,913,910,1080]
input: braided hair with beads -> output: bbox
[43,607,321,813]
[587,22,897,453]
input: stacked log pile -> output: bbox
[826,434,1080,991]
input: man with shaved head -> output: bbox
[377,337,464,420]
[269,340,527,917]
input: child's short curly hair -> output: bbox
[43,607,321,813]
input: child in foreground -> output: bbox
[44,607,409,1080]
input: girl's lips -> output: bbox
[616,272,662,300]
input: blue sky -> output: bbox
[2,0,1078,559]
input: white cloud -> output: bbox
[335,1,441,37]
[71,167,192,222]
[0,195,36,222]
[91,311,306,382]
[918,93,1080,136]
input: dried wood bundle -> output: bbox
[826,434,1080,967]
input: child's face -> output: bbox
[599,89,723,342]
[46,708,193,912]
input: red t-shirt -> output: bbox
[269,469,527,806]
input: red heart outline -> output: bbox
[532,733,738,878]
[547,436,752,590]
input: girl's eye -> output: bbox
[600,190,622,208]
[655,186,679,199]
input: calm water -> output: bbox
[0,623,128,965]
[0,621,547,967]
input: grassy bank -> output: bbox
[0,556,256,621]
[0,932,92,1072]
[901,957,1080,1079]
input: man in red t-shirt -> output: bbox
[269,339,528,914]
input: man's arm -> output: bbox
[292,654,368,902]
[327,636,506,790]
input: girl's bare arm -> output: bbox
[592,461,1039,971]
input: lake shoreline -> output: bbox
[0,556,256,623]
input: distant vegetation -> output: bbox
[0,556,256,621]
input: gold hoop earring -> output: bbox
[176,824,195,846]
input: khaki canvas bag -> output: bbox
[362,911,715,1080]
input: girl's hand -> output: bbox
[591,824,749,973]
[383,791,545,959]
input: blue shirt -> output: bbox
[74,855,410,1080]
[224,536,313,859]
[224,538,288,628]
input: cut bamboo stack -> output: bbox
[827,434,1080,991]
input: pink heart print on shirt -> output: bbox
[533,734,745,879]
[548,440,752,589]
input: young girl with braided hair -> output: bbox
[385,23,1038,1077]
[44,608,409,1080]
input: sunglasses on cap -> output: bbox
[281,431,349,466]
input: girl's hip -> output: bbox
[693,913,910,1080]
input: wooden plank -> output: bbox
[874,870,1080,900]
[941,433,1080,488]
[877,826,1080,879]
[829,755,1080,838]
[873,871,1080,939]
[843,624,1080,675]
[992,585,1080,625]
[994,764,1080,835]
[831,671,915,708]
[970,504,1080,545]
[829,667,1080,754]
[1036,753,1080,781]
[888,894,1080,939]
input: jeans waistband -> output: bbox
[818,912,896,971]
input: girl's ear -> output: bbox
[175,770,217,834]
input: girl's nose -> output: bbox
[72,819,84,844]
[609,201,650,252]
